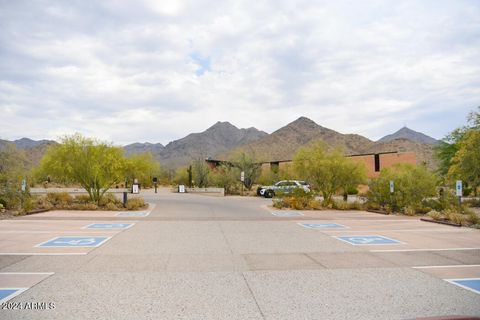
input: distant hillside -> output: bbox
[223,117,375,161]
[158,121,268,167]
[0,138,57,168]
[124,142,164,156]
[379,126,438,144]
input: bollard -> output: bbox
[123,192,128,208]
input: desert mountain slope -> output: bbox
[379,126,439,144]
[124,142,165,156]
[158,121,268,167]
[223,117,375,161]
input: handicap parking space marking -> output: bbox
[298,222,348,229]
[116,211,149,217]
[445,278,480,294]
[83,223,134,229]
[334,235,403,245]
[36,236,111,248]
[271,211,304,217]
[0,288,28,303]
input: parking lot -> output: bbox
[0,188,479,319]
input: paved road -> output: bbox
[1,188,479,319]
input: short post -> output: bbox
[153,177,158,194]
[456,180,462,208]
[123,191,128,208]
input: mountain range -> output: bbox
[0,118,439,169]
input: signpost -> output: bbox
[456,180,462,207]
[240,171,245,196]
[153,177,158,193]
[389,180,394,194]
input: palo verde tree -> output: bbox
[293,142,366,205]
[38,134,125,204]
[228,152,261,190]
[449,129,480,196]
[367,163,437,211]
[435,107,479,178]
[0,144,29,209]
[124,152,161,188]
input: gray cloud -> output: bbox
[0,0,479,144]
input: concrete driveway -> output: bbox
[0,188,479,319]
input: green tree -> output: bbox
[192,158,209,187]
[124,152,161,188]
[173,167,190,186]
[0,144,28,209]
[449,130,480,196]
[209,164,240,194]
[293,142,366,205]
[435,107,479,177]
[367,163,437,211]
[38,134,125,204]
[229,152,261,190]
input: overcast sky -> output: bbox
[1,0,479,145]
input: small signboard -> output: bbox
[21,178,27,192]
[132,184,139,194]
[240,171,245,182]
[456,180,462,197]
[389,180,394,193]
[178,185,185,193]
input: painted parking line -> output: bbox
[298,223,348,229]
[445,278,480,294]
[335,235,403,245]
[83,223,134,229]
[271,211,304,217]
[36,236,111,248]
[116,212,149,217]
[0,288,28,303]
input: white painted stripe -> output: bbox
[321,229,470,233]
[0,252,87,255]
[0,231,119,234]
[413,265,480,269]
[0,272,55,275]
[371,247,480,252]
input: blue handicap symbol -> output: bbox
[336,235,401,245]
[86,223,133,229]
[449,279,480,294]
[0,289,20,302]
[38,236,109,247]
[300,223,347,229]
[116,212,148,217]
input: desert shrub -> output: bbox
[105,202,120,211]
[84,203,98,210]
[46,192,73,205]
[466,211,480,225]
[348,201,363,210]
[403,206,416,216]
[345,186,359,195]
[443,209,465,225]
[127,198,146,210]
[367,164,437,212]
[365,202,381,210]
[471,224,480,229]
[75,194,91,204]
[332,200,349,210]
[272,199,284,209]
[308,199,323,210]
[463,198,480,207]
[99,193,121,206]
[427,210,443,221]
